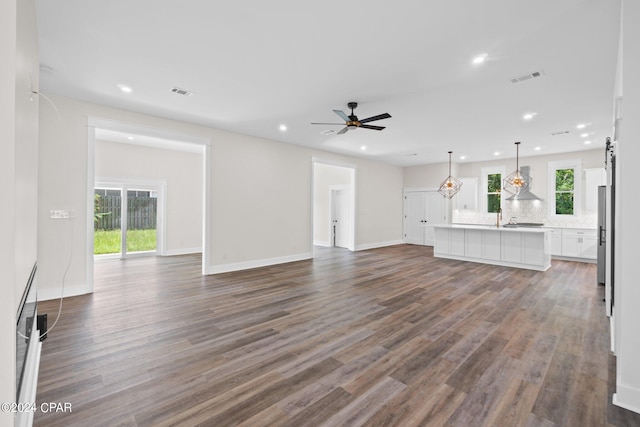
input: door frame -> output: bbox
[311,158,356,252]
[87,117,211,295]
[94,178,167,259]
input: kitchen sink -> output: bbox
[502,223,545,228]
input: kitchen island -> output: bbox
[433,224,551,271]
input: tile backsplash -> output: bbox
[453,199,597,229]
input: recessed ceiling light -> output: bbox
[459,155,466,160]
[360,145,367,151]
[472,53,488,65]
[494,151,500,156]
[576,123,586,129]
[279,124,287,131]
[534,146,542,151]
[523,112,537,120]
[580,133,589,138]
[127,136,134,140]
[117,84,132,93]
[584,140,592,145]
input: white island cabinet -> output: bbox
[434,225,551,271]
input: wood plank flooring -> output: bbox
[34,245,640,426]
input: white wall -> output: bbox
[403,162,452,189]
[354,161,403,250]
[614,0,640,414]
[1,0,39,420]
[313,163,352,246]
[95,140,203,254]
[38,94,404,296]
[0,1,18,420]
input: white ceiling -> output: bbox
[35,0,620,166]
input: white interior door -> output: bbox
[404,191,446,246]
[404,192,426,245]
[424,191,445,246]
[331,188,350,249]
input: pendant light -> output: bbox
[503,141,532,196]
[438,151,463,198]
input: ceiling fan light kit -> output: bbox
[503,141,532,196]
[438,151,463,199]
[311,101,391,135]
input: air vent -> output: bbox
[320,129,336,135]
[510,69,545,84]
[551,130,570,136]
[171,87,194,96]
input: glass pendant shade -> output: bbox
[438,151,463,198]
[503,142,532,196]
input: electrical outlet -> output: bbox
[50,209,70,219]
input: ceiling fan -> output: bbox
[311,102,391,135]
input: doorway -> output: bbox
[312,160,356,252]
[94,181,165,258]
[330,186,351,249]
[86,117,211,295]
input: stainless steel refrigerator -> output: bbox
[597,185,606,285]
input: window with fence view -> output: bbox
[94,189,158,255]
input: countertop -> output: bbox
[434,224,551,233]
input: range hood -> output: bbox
[505,166,542,201]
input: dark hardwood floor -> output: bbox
[34,245,640,426]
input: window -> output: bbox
[548,159,582,217]
[482,166,505,214]
[555,168,575,215]
[487,173,502,213]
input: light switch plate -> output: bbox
[50,209,70,219]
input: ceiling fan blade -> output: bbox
[310,122,346,125]
[337,126,350,135]
[360,124,386,131]
[359,113,391,124]
[333,110,350,122]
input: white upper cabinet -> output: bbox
[454,177,478,211]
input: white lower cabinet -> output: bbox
[465,229,483,258]
[523,233,546,265]
[433,226,550,271]
[555,228,597,260]
[548,229,562,256]
[483,231,501,260]
[449,229,466,256]
[434,228,449,254]
[501,232,523,263]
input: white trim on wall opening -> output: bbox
[311,158,357,253]
[86,117,211,293]
[547,159,583,219]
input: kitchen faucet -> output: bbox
[496,208,502,227]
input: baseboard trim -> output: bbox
[163,247,203,256]
[550,255,596,264]
[613,383,640,415]
[355,240,404,251]
[38,284,91,301]
[205,252,312,275]
[313,240,331,247]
